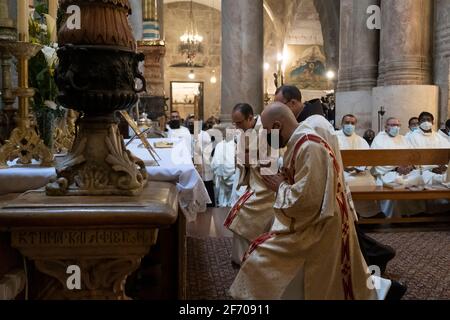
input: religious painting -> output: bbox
[285,45,328,90]
[170,81,204,121]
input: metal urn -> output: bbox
[46,0,148,196]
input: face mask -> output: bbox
[169,120,181,129]
[388,126,400,137]
[188,124,195,134]
[343,124,355,136]
[410,126,420,133]
[420,121,433,132]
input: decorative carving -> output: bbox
[50,0,148,196]
[0,125,53,168]
[46,118,148,196]
[12,227,159,300]
[58,0,135,51]
[55,46,146,115]
[34,258,141,300]
[0,41,53,168]
[53,110,78,154]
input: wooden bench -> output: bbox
[341,149,450,225]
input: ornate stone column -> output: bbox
[338,0,379,91]
[434,0,450,125]
[137,0,166,120]
[380,0,433,86]
[221,0,264,122]
[336,0,379,132]
[373,0,437,134]
[142,0,159,41]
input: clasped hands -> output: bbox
[262,168,287,192]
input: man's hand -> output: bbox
[432,165,447,175]
[262,173,286,192]
[397,165,414,176]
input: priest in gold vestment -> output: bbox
[224,103,277,265]
[230,103,382,300]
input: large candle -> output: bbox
[17,0,29,41]
[49,0,58,19]
[48,0,58,42]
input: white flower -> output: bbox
[41,45,57,67]
[44,100,58,110]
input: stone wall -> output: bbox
[163,2,221,120]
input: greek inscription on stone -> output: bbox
[13,230,153,247]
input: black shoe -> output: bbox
[385,280,407,300]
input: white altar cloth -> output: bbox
[0,138,211,222]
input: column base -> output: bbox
[372,85,439,134]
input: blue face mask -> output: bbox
[343,124,355,136]
[388,126,400,137]
[411,127,420,132]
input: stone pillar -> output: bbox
[142,0,160,41]
[137,0,166,120]
[221,0,263,122]
[138,44,166,97]
[434,0,450,125]
[372,0,437,134]
[381,0,433,86]
[338,0,379,91]
[336,0,379,132]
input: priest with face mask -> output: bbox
[224,103,277,265]
[335,115,379,218]
[166,111,192,151]
[407,112,450,185]
[229,103,397,300]
[274,86,396,274]
[371,117,426,217]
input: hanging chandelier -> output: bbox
[178,0,204,66]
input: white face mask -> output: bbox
[388,126,400,137]
[343,124,355,136]
[420,121,433,132]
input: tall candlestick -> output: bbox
[48,1,58,43]
[17,0,29,42]
[49,0,58,19]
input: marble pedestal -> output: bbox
[0,181,179,300]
